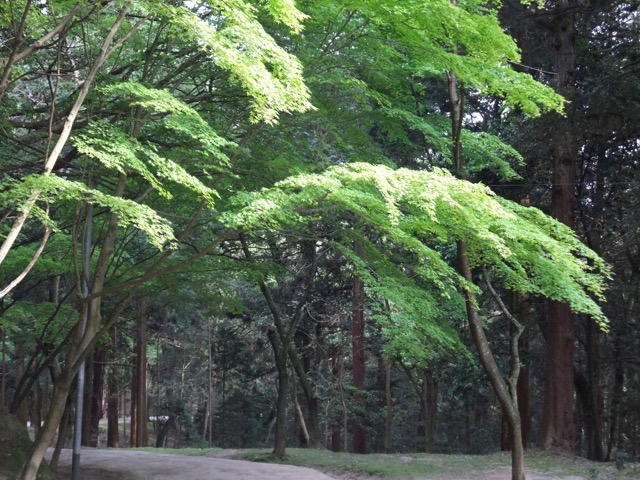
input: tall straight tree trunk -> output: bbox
[13,341,29,425]
[89,348,105,447]
[33,374,42,436]
[81,353,94,446]
[384,359,393,453]
[207,320,215,447]
[606,288,635,459]
[423,370,437,453]
[329,355,344,452]
[540,0,578,452]
[136,301,148,447]
[107,328,120,447]
[351,269,366,454]
[130,299,148,448]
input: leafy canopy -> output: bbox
[227,163,610,330]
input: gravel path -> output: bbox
[47,448,338,480]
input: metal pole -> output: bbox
[72,196,93,480]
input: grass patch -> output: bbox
[236,448,640,479]
[132,447,640,479]
[137,447,222,457]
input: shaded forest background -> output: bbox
[0,0,638,477]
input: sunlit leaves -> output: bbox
[228,163,610,329]
[1,175,177,250]
[159,1,312,123]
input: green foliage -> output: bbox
[227,163,609,330]
[0,300,75,343]
[159,1,312,123]
[1,175,176,250]
[345,0,565,116]
[260,0,308,33]
[333,235,467,362]
[99,82,233,163]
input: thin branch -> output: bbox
[0,1,134,269]
[482,267,523,331]
[0,206,52,299]
[482,267,524,401]
[0,2,83,101]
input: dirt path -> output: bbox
[45,449,602,480]
[47,448,339,480]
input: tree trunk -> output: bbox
[351,270,366,454]
[585,318,604,460]
[32,373,42,436]
[90,348,105,447]
[460,244,526,480]
[1,328,6,406]
[107,328,120,448]
[81,353,94,446]
[207,320,215,447]
[384,359,393,453]
[130,365,138,448]
[20,365,77,480]
[13,340,29,425]
[155,415,176,448]
[136,301,148,447]
[329,355,344,452]
[515,294,531,449]
[130,299,148,448]
[49,391,73,471]
[449,64,525,479]
[540,0,578,453]
[288,338,320,447]
[424,370,437,453]
[268,329,288,458]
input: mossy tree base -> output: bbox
[0,406,54,480]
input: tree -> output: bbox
[0,1,624,476]
[1,1,312,478]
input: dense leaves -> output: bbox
[1,0,635,477]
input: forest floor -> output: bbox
[44,447,639,480]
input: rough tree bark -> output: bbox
[384,359,393,453]
[106,327,120,448]
[540,0,578,453]
[131,299,148,448]
[351,268,367,454]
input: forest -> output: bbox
[0,1,638,480]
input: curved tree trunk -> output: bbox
[449,64,525,479]
[459,244,526,480]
